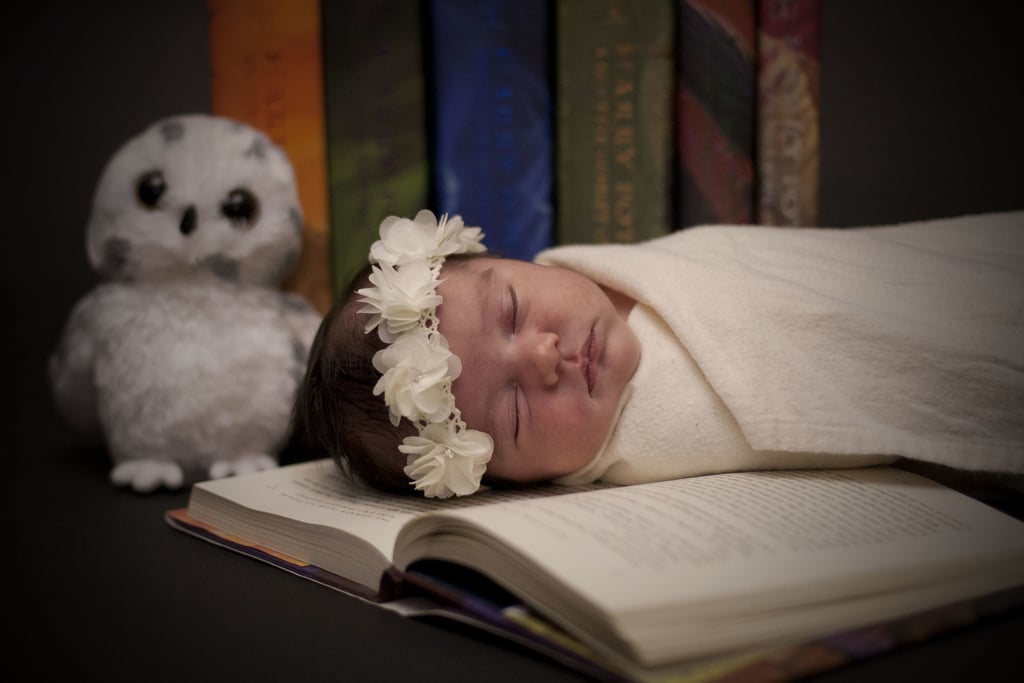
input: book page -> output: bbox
[396,468,1024,614]
[189,459,581,577]
[191,460,434,558]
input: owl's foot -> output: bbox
[208,454,278,480]
[110,460,185,493]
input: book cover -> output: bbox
[165,507,624,682]
[207,0,332,313]
[322,0,431,293]
[675,0,756,227]
[428,0,554,261]
[555,0,676,245]
[756,0,821,227]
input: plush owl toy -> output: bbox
[48,114,323,493]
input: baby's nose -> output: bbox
[519,332,559,387]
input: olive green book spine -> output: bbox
[322,0,431,293]
[555,0,676,245]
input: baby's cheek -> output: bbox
[543,402,605,462]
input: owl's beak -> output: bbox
[180,206,197,236]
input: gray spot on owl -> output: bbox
[160,121,185,143]
[290,336,308,386]
[245,137,267,160]
[291,336,308,365]
[281,292,315,315]
[101,238,131,278]
[289,207,303,236]
[269,248,299,286]
[203,254,240,282]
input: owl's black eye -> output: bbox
[136,171,166,209]
[221,188,259,228]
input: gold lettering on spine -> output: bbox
[610,41,636,241]
[592,46,610,241]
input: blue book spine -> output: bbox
[429,0,554,260]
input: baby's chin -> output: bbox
[572,381,635,479]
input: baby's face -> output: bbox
[437,257,640,482]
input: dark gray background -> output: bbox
[10,2,1022,680]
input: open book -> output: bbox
[167,460,1024,682]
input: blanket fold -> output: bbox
[537,211,1024,484]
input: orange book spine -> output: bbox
[207,0,332,313]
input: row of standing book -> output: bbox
[207,0,822,313]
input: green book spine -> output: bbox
[322,0,430,293]
[555,0,676,245]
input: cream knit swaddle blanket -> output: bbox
[536,211,1024,485]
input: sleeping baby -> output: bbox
[293,209,1024,498]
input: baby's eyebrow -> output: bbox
[473,265,509,453]
[477,266,496,337]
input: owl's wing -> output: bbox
[48,288,106,442]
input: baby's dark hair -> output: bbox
[291,261,414,493]
[292,254,490,495]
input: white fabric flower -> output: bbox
[370,210,485,267]
[357,261,441,342]
[370,210,444,267]
[401,423,493,498]
[372,330,461,426]
[435,212,487,256]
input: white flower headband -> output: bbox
[357,210,493,498]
